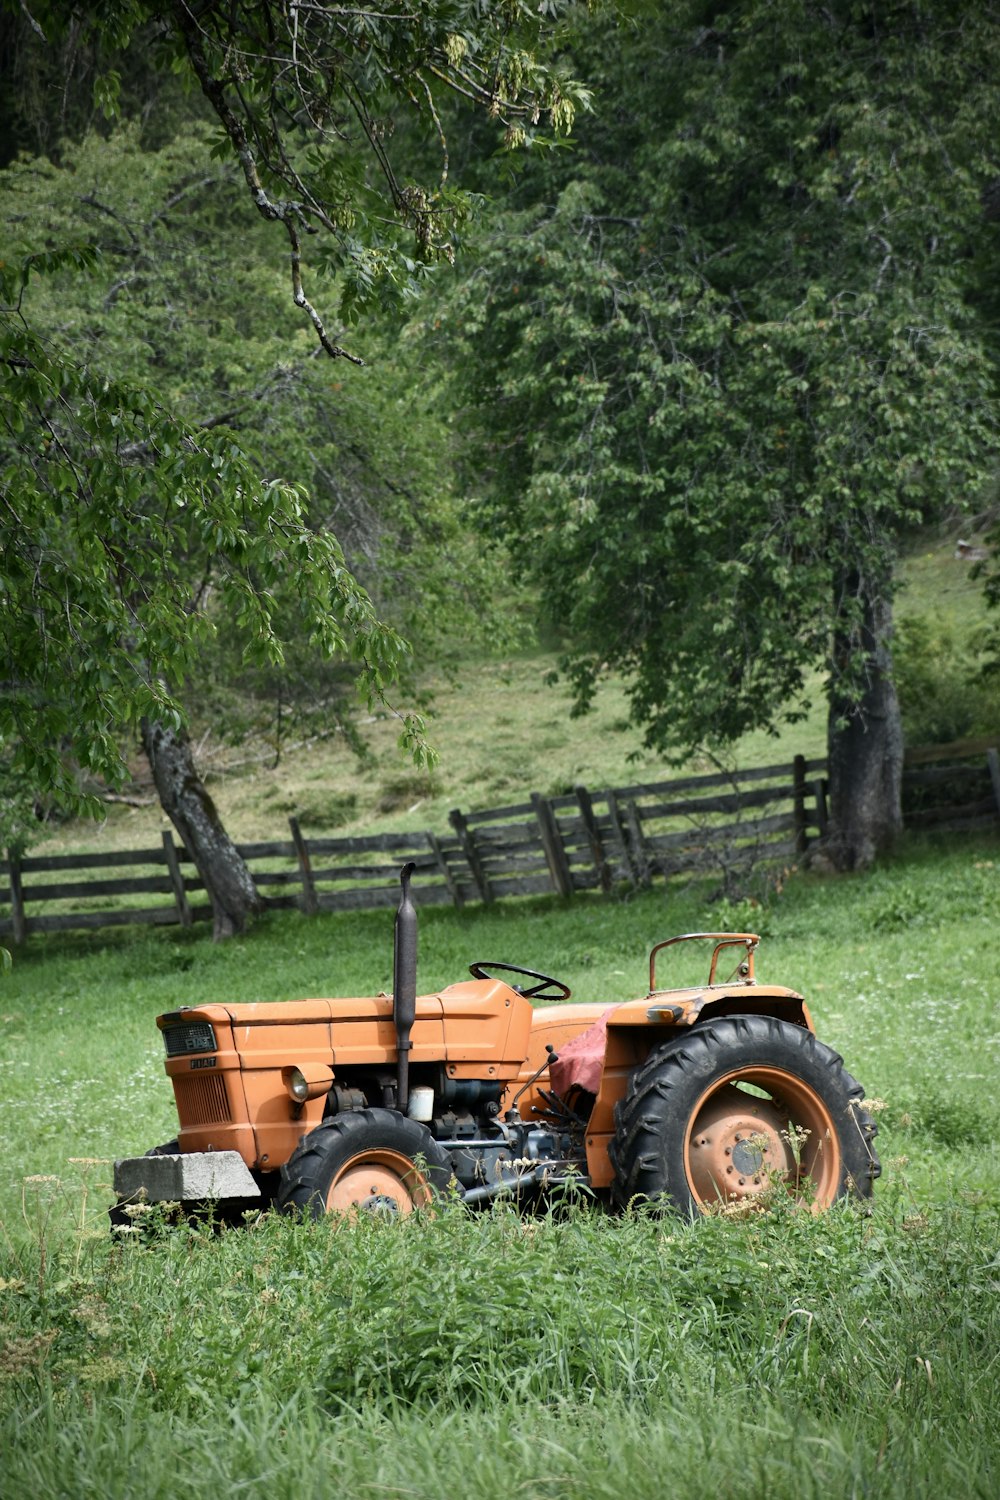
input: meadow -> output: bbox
[1,831,998,1498]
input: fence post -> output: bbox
[793,754,809,854]
[449,808,493,903]
[575,785,612,893]
[531,792,574,898]
[987,747,1000,817]
[813,778,829,837]
[623,800,652,888]
[8,852,26,945]
[288,816,318,915]
[605,791,637,885]
[426,830,462,909]
[162,832,193,928]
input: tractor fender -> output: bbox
[611,986,812,1033]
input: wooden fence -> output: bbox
[2,741,998,942]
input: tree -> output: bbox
[0,2,200,165]
[9,1,587,350]
[0,258,417,932]
[0,126,521,757]
[0,0,587,932]
[439,0,1000,868]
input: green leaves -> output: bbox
[0,119,531,783]
[441,1,1000,759]
[0,311,407,802]
[26,1,593,353]
[0,245,100,308]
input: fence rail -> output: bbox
[3,740,998,941]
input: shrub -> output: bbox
[893,616,999,746]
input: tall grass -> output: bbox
[1,833,998,1496]
[1,1193,997,1498]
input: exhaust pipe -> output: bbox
[392,862,417,1115]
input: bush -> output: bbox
[893,616,999,746]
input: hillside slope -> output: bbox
[31,531,995,855]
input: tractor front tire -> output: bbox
[609,1014,879,1216]
[276,1108,455,1219]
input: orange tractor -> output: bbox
[113,866,880,1221]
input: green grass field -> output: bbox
[1,832,998,1497]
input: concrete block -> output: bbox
[114,1151,261,1202]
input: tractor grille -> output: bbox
[173,1071,231,1126]
[162,1022,215,1056]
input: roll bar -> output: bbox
[648,932,760,993]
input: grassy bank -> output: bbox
[0,833,997,1495]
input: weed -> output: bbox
[893,614,1000,745]
[863,881,934,932]
[264,787,358,828]
[375,772,440,814]
[710,892,771,935]
[907,1087,984,1150]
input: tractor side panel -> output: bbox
[246,996,446,1166]
[440,980,535,1083]
[327,995,445,1068]
[175,996,449,1169]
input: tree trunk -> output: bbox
[141,717,265,939]
[823,588,904,871]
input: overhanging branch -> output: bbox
[170,0,363,363]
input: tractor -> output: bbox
[112,865,880,1223]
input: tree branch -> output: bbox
[170,0,362,362]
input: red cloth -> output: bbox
[548,1008,616,1097]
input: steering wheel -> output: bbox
[468,961,571,1001]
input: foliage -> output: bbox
[439,1,1000,761]
[892,616,1000,746]
[0,127,522,762]
[0,0,590,808]
[0,751,44,857]
[977,492,1000,681]
[0,2,204,165]
[5,0,591,346]
[0,262,415,802]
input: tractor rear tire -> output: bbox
[275,1108,455,1219]
[609,1014,879,1216]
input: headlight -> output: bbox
[281,1063,334,1103]
[285,1067,309,1103]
